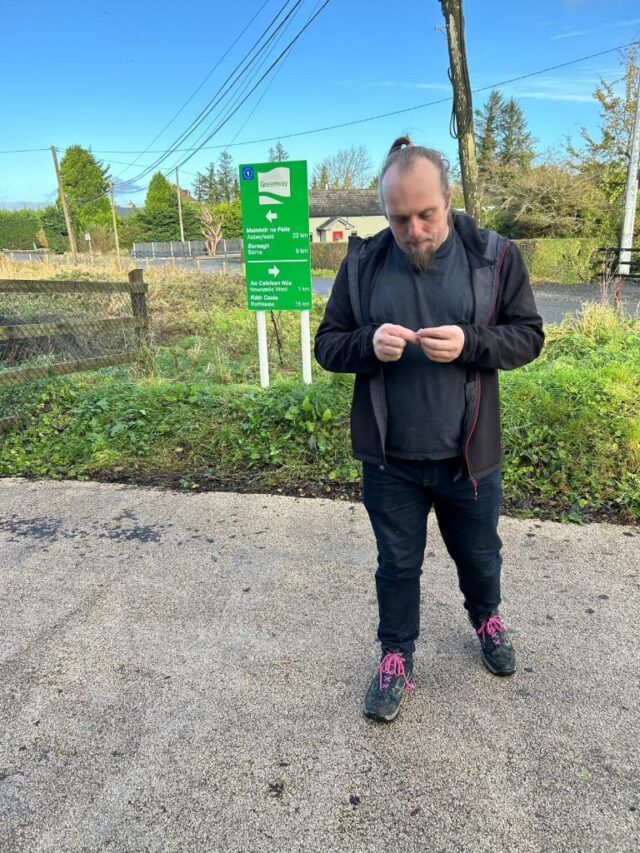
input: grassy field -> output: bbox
[0,259,638,523]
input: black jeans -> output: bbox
[362,456,503,655]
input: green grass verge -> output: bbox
[0,304,638,523]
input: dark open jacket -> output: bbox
[314,211,544,491]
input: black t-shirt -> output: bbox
[370,230,474,459]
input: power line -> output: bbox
[167,0,332,173]
[121,0,308,186]
[0,147,51,154]
[159,0,310,178]
[99,39,640,156]
[116,0,272,179]
[1,38,636,161]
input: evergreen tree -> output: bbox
[497,98,535,169]
[268,141,289,162]
[311,164,330,190]
[145,172,177,213]
[475,90,504,181]
[216,150,237,202]
[192,172,208,202]
[207,163,219,202]
[59,145,111,227]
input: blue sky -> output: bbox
[0,0,638,206]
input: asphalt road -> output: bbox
[311,278,640,325]
[0,479,638,852]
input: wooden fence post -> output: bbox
[128,268,152,371]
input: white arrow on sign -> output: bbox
[266,210,278,223]
[268,265,280,276]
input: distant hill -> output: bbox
[0,202,48,211]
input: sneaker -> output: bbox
[470,612,516,676]
[363,649,415,722]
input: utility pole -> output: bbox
[109,181,121,265]
[175,167,185,243]
[51,145,78,261]
[439,0,480,222]
[619,77,640,276]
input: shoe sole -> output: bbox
[363,704,401,722]
[482,654,516,676]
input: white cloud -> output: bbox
[511,90,594,102]
[549,29,590,41]
[608,18,640,28]
[401,82,450,91]
[498,74,599,103]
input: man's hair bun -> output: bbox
[388,136,413,155]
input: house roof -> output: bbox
[308,189,383,218]
[317,216,356,231]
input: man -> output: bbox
[314,136,544,723]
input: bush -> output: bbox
[83,224,115,253]
[308,235,603,282]
[40,205,69,254]
[514,237,602,283]
[121,207,202,243]
[0,210,43,250]
[311,242,348,271]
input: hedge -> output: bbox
[311,236,605,283]
[0,210,43,250]
[515,238,603,284]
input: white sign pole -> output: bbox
[300,310,312,384]
[256,311,269,388]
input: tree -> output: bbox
[145,172,177,213]
[59,145,111,228]
[311,146,373,189]
[192,172,209,202]
[201,205,223,255]
[193,162,219,202]
[216,150,238,202]
[497,98,535,170]
[268,141,289,162]
[311,164,330,190]
[487,161,611,238]
[567,46,639,231]
[475,90,504,182]
[210,198,242,238]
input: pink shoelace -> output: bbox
[379,652,415,692]
[476,614,507,646]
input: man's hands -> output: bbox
[373,324,418,362]
[373,323,465,363]
[416,325,465,362]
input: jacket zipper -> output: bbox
[463,240,509,499]
[463,377,482,499]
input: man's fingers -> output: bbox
[384,324,418,344]
[384,334,411,349]
[417,326,452,340]
[421,339,452,352]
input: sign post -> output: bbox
[239,161,313,388]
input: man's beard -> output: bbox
[405,242,436,274]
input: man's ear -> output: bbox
[445,189,452,211]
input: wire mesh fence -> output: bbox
[0,272,150,431]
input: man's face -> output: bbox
[381,158,452,273]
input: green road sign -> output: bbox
[239,160,312,311]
